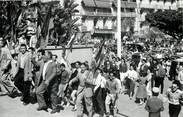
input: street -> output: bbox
[1,78,183,117]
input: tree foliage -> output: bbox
[0,0,80,49]
[49,0,80,46]
[145,10,183,40]
[0,1,24,42]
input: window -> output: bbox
[129,0,136,2]
[126,8,135,12]
[121,8,125,12]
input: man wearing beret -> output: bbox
[145,87,164,117]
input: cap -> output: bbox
[152,87,159,93]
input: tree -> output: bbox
[0,1,24,43]
[36,0,80,49]
[0,1,37,47]
[145,27,165,42]
[49,0,80,48]
[0,0,80,49]
[145,10,183,40]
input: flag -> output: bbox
[95,39,105,68]
[41,6,52,38]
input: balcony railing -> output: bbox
[94,28,116,34]
[121,1,137,8]
[121,12,136,17]
[113,1,137,8]
[82,11,115,17]
[82,11,136,17]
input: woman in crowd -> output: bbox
[136,69,148,105]
[119,58,128,91]
[146,69,153,98]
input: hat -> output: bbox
[152,87,159,93]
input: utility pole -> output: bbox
[117,0,121,58]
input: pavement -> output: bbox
[0,78,183,117]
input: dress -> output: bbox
[136,76,147,99]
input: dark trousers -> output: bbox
[151,74,155,89]
[47,81,59,110]
[14,69,24,93]
[23,81,31,103]
[169,104,181,117]
[36,80,59,110]
[155,77,164,94]
[14,68,31,103]
[128,79,135,97]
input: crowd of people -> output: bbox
[0,36,183,117]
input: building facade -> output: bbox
[74,0,182,41]
[46,0,181,41]
[74,0,137,41]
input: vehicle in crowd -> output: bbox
[125,42,146,52]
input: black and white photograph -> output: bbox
[0,0,183,117]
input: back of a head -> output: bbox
[37,49,45,55]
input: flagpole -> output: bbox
[117,0,121,59]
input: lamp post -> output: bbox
[117,0,121,58]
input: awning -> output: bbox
[82,0,96,7]
[95,0,112,8]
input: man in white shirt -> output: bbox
[127,65,138,99]
[14,44,32,105]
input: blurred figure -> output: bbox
[36,51,59,114]
[177,65,183,91]
[57,63,70,106]
[93,68,107,117]
[145,87,164,117]
[166,81,183,117]
[69,63,95,117]
[14,44,32,105]
[105,71,121,117]
[127,65,138,99]
[119,58,128,91]
[155,62,166,94]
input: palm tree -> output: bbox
[0,1,23,43]
[49,0,80,49]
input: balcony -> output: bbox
[82,0,112,8]
[113,1,137,8]
[121,12,136,17]
[82,11,115,17]
[94,28,116,34]
[82,11,136,18]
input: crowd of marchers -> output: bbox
[0,37,183,117]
